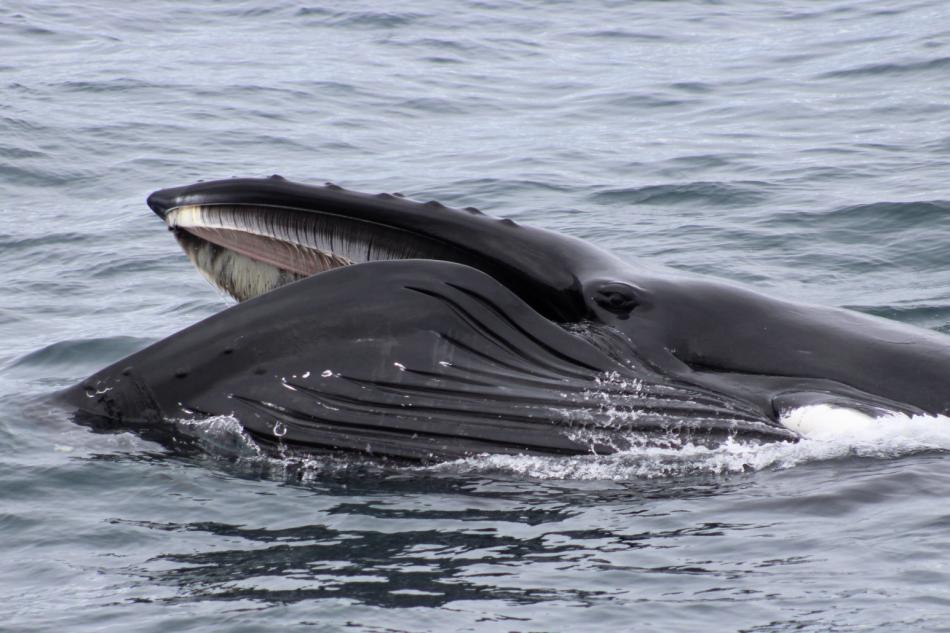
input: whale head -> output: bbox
[146,176,617,323]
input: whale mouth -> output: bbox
[164,203,489,302]
[150,178,594,321]
[169,205,357,276]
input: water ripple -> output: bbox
[591,181,772,207]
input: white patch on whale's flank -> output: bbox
[779,404,877,438]
[778,405,950,451]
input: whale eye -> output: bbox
[593,282,639,318]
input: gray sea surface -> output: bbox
[3,1,950,631]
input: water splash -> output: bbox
[169,415,390,481]
[174,415,264,459]
[433,406,950,480]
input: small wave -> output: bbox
[826,200,950,228]
[296,9,425,29]
[591,181,770,207]
[847,303,950,332]
[765,200,950,234]
[0,144,47,160]
[394,97,471,116]
[0,232,91,253]
[817,56,950,79]
[0,163,89,189]
[7,337,151,371]
[591,92,688,109]
[0,308,25,326]
[575,29,668,43]
[57,78,161,94]
[392,37,477,55]
[669,82,715,94]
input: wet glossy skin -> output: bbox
[59,178,950,459]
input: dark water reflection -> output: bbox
[103,469,777,610]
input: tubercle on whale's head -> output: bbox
[147,177,619,322]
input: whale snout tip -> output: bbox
[146,188,175,219]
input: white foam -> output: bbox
[781,404,950,454]
[780,404,878,438]
[169,415,384,481]
[431,406,950,480]
[175,415,264,459]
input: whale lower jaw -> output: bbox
[62,258,798,460]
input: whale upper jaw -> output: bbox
[146,176,613,322]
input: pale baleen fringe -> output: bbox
[167,204,456,271]
[179,235,303,302]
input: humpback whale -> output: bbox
[61,176,950,460]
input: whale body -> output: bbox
[60,177,950,460]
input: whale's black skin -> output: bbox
[61,177,950,460]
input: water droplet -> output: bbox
[393,362,406,371]
[321,369,333,377]
[273,421,287,437]
[302,371,311,378]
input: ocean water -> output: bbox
[3,0,950,630]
